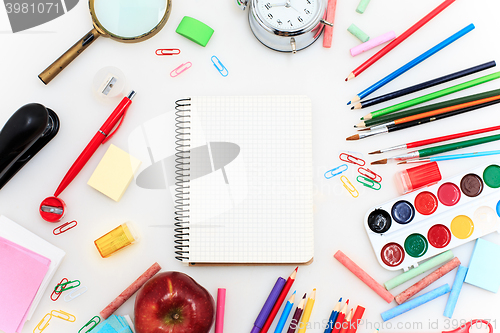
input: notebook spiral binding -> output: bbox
[174,98,192,261]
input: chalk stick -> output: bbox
[350,31,396,56]
[347,24,370,43]
[443,265,468,318]
[100,262,162,319]
[395,257,460,304]
[323,0,338,48]
[356,0,371,14]
[381,284,451,321]
[384,250,454,290]
[334,250,394,303]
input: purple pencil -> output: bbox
[251,277,287,333]
[287,293,307,333]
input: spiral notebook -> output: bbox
[174,96,314,264]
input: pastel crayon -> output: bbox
[443,265,468,318]
[356,0,371,13]
[381,284,451,321]
[384,250,454,290]
[350,32,396,56]
[334,251,394,303]
[215,288,226,333]
[323,0,338,48]
[348,24,370,43]
[395,257,460,304]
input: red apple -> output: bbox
[134,271,215,333]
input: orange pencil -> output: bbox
[373,94,500,129]
[338,309,353,333]
[331,300,349,333]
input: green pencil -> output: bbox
[356,88,500,128]
[371,133,500,164]
[361,71,500,121]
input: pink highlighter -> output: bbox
[396,162,442,194]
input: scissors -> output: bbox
[443,320,493,333]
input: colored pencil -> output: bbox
[274,292,296,333]
[357,88,500,128]
[338,309,353,333]
[261,267,298,333]
[370,125,500,154]
[399,150,500,164]
[361,71,500,120]
[370,94,500,129]
[351,61,496,110]
[297,289,316,333]
[346,306,365,333]
[371,133,500,164]
[287,293,307,333]
[347,99,500,141]
[331,301,349,333]
[251,277,286,333]
[347,24,474,105]
[324,298,343,333]
[345,0,456,81]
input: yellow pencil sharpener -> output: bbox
[94,222,138,258]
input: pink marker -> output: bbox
[215,288,226,333]
[350,31,396,56]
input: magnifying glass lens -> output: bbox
[94,0,167,38]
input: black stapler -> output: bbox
[0,103,59,190]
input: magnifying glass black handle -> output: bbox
[38,28,100,85]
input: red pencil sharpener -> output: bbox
[40,196,66,222]
[395,162,442,194]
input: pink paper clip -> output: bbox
[155,48,180,56]
[339,153,365,166]
[53,220,77,235]
[170,62,192,77]
[358,167,382,182]
[50,277,68,301]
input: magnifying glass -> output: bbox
[38,0,171,85]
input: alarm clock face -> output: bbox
[255,0,320,32]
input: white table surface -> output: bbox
[1,0,500,332]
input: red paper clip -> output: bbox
[170,62,192,77]
[358,167,382,182]
[155,48,180,56]
[53,220,77,235]
[339,153,365,166]
[50,277,68,301]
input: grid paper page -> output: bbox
[186,96,313,263]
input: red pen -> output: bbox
[39,91,136,222]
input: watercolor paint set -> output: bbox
[364,161,500,271]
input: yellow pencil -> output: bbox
[297,289,316,333]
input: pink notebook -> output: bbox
[0,236,51,333]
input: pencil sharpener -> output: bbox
[94,222,138,258]
[0,103,59,190]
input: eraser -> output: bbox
[88,144,141,202]
[347,24,370,43]
[176,16,214,47]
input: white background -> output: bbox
[1,0,500,332]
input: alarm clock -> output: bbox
[237,0,329,53]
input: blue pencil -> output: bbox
[324,297,342,333]
[401,150,500,164]
[274,292,296,333]
[348,23,475,105]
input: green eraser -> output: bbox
[176,16,214,47]
[356,0,371,14]
[347,23,370,42]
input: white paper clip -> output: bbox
[211,56,228,77]
[170,62,192,77]
[64,286,88,302]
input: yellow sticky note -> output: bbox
[87,144,141,201]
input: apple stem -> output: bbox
[172,313,180,320]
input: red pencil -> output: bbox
[370,124,500,154]
[331,300,349,333]
[338,308,353,333]
[345,0,456,81]
[261,267,298,333]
